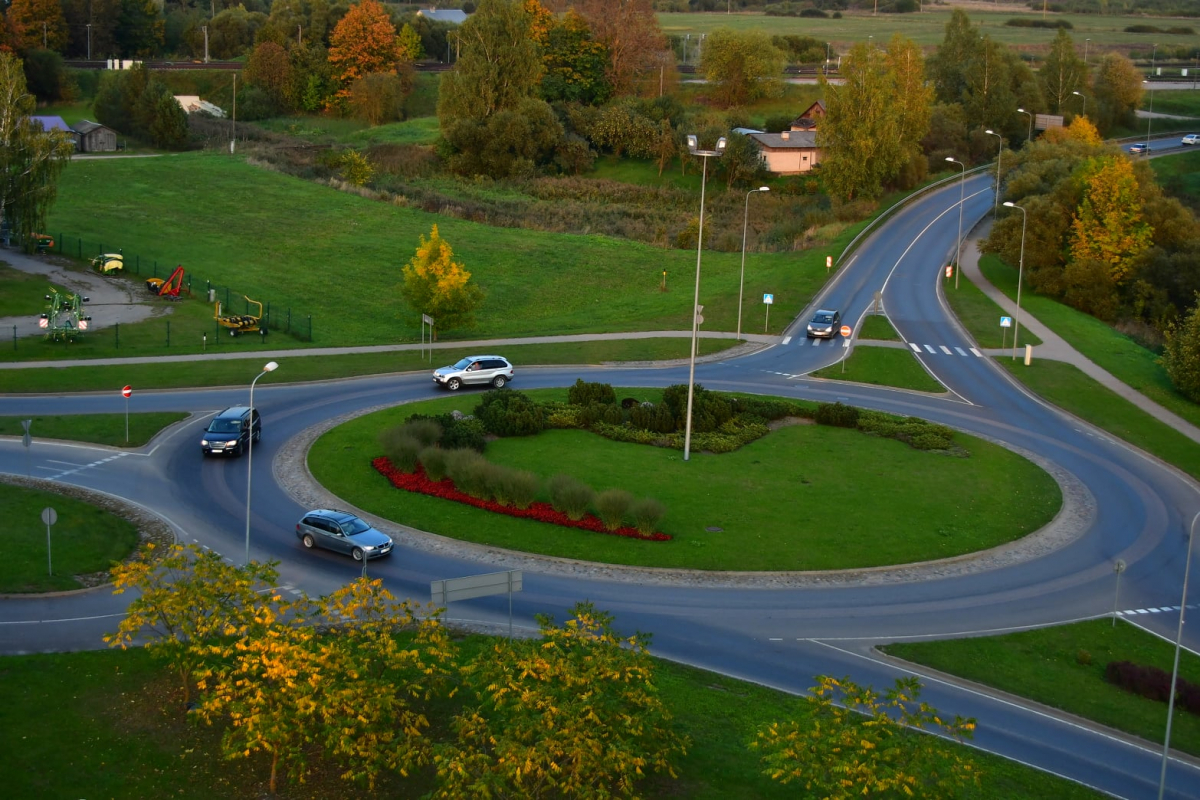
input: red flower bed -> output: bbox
[371,457,671,542]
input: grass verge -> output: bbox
[881,618,1200,757]
[0,413,188,448]
[858,313,899,340]
[308,389,1060,570]
[945,264,1043,349]
[810,344,944,393]
[0,482,140,592]
[0,643,1101,799]
[0,262,70,317]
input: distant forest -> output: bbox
[651,1,1200,18]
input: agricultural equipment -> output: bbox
[32,233,54,253]
[39,289,91,342]
[146,265,188,299]
[215,296,267,336]
[91,252,124,273]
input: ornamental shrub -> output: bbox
[402,417,443,448]
[542,401,583,429]
[629,403,654,430]
[547,474,594,521]
[475,389,546,437]
[1102,660,1200,714]
[567,378,616,406]
[594,489,634,531]
[419,446,448,481]
[485,463,512,506]
[379,428,422,472]
[507,469,540,509]
[815,401,859,428]
[630,497,666,535]
[445,448,487,494]
[602,404,625,425]
[910,432,953,451]
[409,413,487,452]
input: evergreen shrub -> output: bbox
[568,378,616,406]
[475,389,545,437]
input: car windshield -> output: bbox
[451,358,474,370]
[341,517,372,535]
[813,313,835,324]
[208,419,241,433]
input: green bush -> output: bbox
[602,404,625,425]
[408,413,487,452]
[567,378,616,407]
[485,462,512,506]
[815,401,859,428]
[507,469,540,510]
[541,401,583,429]
[402,417,443,448]
[378,427,422,472]
[594,489,634,531]
[547,474,595,521]
[475,389,546,437]
[419,446,448,481]
[909,432,952,451]
[630,497,666,535]
[445,448,488,495]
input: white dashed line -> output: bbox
[782,336,792,345]
[939,345,952,354]
[970,348,982,357]
[908,342,921,352]
[923,344,935,353]
[954,347,968,356]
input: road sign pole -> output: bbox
[41,507,57,576]
[125,396,129,443]
[22,419,32,478]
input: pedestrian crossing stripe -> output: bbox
[1117,604,1199,616]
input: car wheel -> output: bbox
[302,534,315,549]
[351,547,364,562]
[492,375,507,388]
[446,377,462,391]
[253,429,261,443]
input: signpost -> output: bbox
[431,570,523,638]
[41,506,57,575]
[840,324,852,372]
[945,265,953,280]
[762,294,773,332]
[21,419,32,477]
[1000,316,1012,350]
[421,314,434,362]
[825,255,832,273]
[121,385,132,442]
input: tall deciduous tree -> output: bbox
[438,0,542,122]
[1162,293,1200,403]
[0,52,73,249]
[700,27,785,108]
[327,0,408,107]
[6,0,68,53]
[1069,155,1153,288]
[574,0,667,97]
[1040,27,1088,114]
[1092,53,1143,134]
[245,40,294,107]
[754,675,980,798]
[527,1,610,105]
[927,8,979,106]
[401,224,485,334]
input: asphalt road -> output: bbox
[2,174,1200,798]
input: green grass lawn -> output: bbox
[1152,148,1200,212]
[0,482,140,592]
[977,254,1200,431]
[41,152,832,347]
[0,413,188,447]
[0,644,1100,799]
[309,389,1061,571]
[810,344,945,393]
[0,338,735,392]
[882,618,1200,756]
[1142,90,1200,118]
[0,262,69,318]
[858,313,899,340]
[947,265,1043,350]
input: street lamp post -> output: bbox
[1017,107,1033,143]
[985,129,1003,217]
[1146,45,1158,150]
[946,157,965,290]
[1072,90,1087,117]
[86,23,91,60]
[1159,512,1200,800]
[244,361,279,564]
[1002,202,1027,361]
[737,186,769,341]
[1084,38,1090,67]
[683,135,725,463]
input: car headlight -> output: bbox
[201,439,209,446]
[226,439,238,447]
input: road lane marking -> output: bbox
[970,347,982,357]
[923,344,935,353]
[908,343,921,352]
[939,345,952,354]
[781,336,791,345]
[954,347,967,356]
[44,452,131,480]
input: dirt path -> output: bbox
[0,245,172,338]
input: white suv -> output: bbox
[1183,134,1199,146]
[433,355,514,391]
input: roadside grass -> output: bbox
[0,338,735,393]
[881,618,1200,757]
[0,262,69,317]
[978,254,1200,431]
[43,152,831,346]
[341,116,440,147]
[1152,148,1200,213]
[1142,90,1200,118]
[0,413,188,448]
[858,313,899,340]
[810,344,944,393]
[946,263,1043,349]
[996,358,1200,483]
[0,482,140,592]
[0,644,1100,799]
[308,389,1060,571]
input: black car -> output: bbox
[200,406,261,456]
[806,309,842,339]
[296,510,394,561]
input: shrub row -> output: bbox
[854,409,957,452]
[1105,661,1200,716]
[1005,18,1073,29]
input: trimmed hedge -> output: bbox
[1105,661,1200,715]
[475,389,546,437]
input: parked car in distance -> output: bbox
[200,406,260,456]
[806,309,842,339]
[296,510,394,561]
[433,355,514,391]
[1128,142,1148,154]
[1183,134,1199,146]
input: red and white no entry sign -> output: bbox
[840,325,852,337]
[121,385,132,398]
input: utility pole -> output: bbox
[202,26,209,64]
[43,22,47,48]
[298,25,302,47]
[231,73,237,154]
[86,23,92,60]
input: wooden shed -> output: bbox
[73,120,118,153]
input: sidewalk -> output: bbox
[958,220,1200,445]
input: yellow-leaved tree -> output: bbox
[1070,155,1153,285]
[401,224,485,337]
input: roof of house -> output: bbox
[731,127,764,136]
[73,120,115,135]
[31,116,72,133]
[174,95,226,117]
[748,131,818,149]
[417,8,468,23]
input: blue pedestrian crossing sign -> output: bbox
[1000,316,1013,328]
[763,293,774,305]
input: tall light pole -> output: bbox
[1159,512,1200,800]
[683,135,725,462]
[86,23,91,60]
[985,129,1003,217]
[1002,202,1027,361]
[202,25,209,64]
[1017,107,1033,143]
[1084,38,1090,67]
[1146,45,1158,150]
[946,157,965,290]
[737,186,769,341]
[1072,90,1087,117]
[244,361,279,565]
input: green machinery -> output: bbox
[39,288,91,342]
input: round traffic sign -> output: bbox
[41,507,57,526]
[121,385,132,398]
[840,325,852,337]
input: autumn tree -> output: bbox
[255,0,332,50]
[527,1,610,105]
[6,0,68,53]
[1162,294,1200,402]
[1040,27,1088,115]
[327,0,411,109]
[432,603,688,798]
[0,52,74,250]
[574,0,668,97]
[245,41,294,108]
[700,28,785,109]
[754,675,980,799]
[401,224,485,335]
[104,543,281,704]
[1092,53,1143,134]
